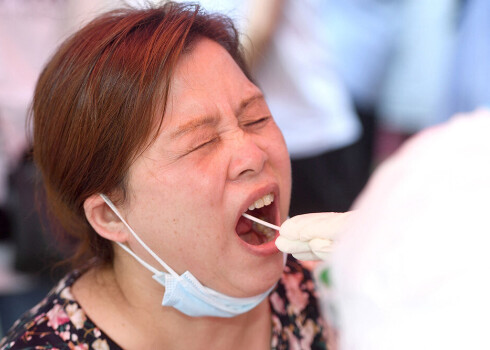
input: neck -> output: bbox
[74,251,272,349]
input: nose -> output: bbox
[227,129,268,180]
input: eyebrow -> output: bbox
[170,115,219,139]
[237,93,265,116]
[170,93,265,139]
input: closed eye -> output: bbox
[187,137,219,154]
[243,116,270,128]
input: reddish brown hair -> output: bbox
[31,2,248,268]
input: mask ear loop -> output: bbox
[99,194,178,278]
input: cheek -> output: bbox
[164,155,227,219]
[279,155,292,218]
[263,130,292,217]
[131,163,219,229]
[268,128,291,178]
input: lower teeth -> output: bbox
[252,218,276,241]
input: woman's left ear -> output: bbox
[83,194,129,243]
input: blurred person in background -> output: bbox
[1,3,331,349]
[322,0,400,167]
[325,0,489,164]
[445,0,490,117]
[374,0,460,162]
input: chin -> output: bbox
[250,252,286,294]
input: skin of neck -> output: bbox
[74,245,273,349]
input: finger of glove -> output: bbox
[275,236,311,254]
[292,251,322,261]
[280,212,350,241]
[309,238,334,261]
[279,213,328,241]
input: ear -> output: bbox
[83,194,129,243]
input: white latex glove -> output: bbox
[275,212,353,261]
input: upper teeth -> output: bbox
[248,193,274,211]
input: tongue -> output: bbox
[238,231,264,245]
[236,216,264,245]
[236,215,253,235]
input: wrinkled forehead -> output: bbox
[159,38,260,129]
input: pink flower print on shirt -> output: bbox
[270,291,287,315]
[46,304,70,330]
[66,303,87,330]
[282,272,309,315]
[92,338,110,350]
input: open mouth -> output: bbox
[235,193,278,246]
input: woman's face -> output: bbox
[122,38,291,297]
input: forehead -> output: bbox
[161,38,261,126]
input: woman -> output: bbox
[0,2,328,349]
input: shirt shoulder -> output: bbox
[0,271,120,350]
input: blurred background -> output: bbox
[1,0,489,337]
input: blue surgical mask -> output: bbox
[100,194,281,318]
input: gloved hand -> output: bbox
[275,212,353,261]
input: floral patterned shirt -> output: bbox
[0,256,329,349]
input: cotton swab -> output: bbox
[241,213,281,231]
